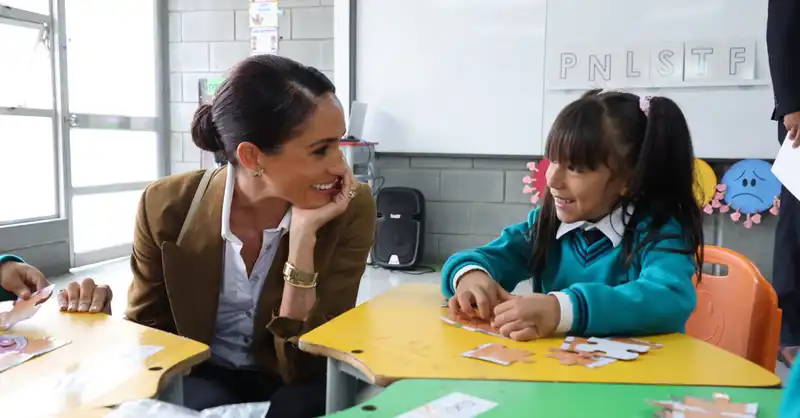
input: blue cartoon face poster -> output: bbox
[708,159,781,228]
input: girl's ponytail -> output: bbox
[627,95,704,276]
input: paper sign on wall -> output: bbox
[548,38,759,89]
[251,27,279,55]
[250,1,279,28]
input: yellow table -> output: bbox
[299,283,781,413]
[0,298,209,417]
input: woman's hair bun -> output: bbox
[190,104,222,153]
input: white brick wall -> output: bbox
[277,0,334,79]
[167,0,249,174]
[167,0,335,174]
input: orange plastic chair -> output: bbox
[685,245,782,372]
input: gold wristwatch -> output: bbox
[283,261,318,288]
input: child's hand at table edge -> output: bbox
[491,293,560,341]
[58,278,113,315]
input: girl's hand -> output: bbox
[58,278,113,314]
[449,270,511,320]
[491,293,560,341]
[0,261,49,299]
[291,166,359,238]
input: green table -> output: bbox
[330,379,783,417]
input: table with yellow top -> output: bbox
[298,283,782,414]
[0,297,209,417]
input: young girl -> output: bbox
[442,89,704,341]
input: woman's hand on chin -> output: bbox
[291,168,359,237]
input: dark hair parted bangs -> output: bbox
[544,98,611,172]
[530,89,704,286]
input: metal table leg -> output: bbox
[326,358,359,414]
[157,375,184,406]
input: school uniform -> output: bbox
[0,254,24,302]
[767,0,800,348]
[442,206,697,336]
[782,362,800,416]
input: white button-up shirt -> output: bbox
[210,165,291,368]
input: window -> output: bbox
[0,1,50,15]
[0,116,58,223]
[0,23,53,109]
[70,130,159,187]
[71,190,143,253]
[66,0,156,116]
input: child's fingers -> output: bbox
[497,319,526,338]
[510,326,539,342]
[493,298,514,317]
[456,291,476,316]
[473,291,493,320]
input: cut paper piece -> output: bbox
[709,159,781,229]
[772,135,800,201]
[694,158,717,210]
[0,335,71,373]
[461,343,534,366]
[546,348,616,368]
[561,336,651,360]
[441,312,505,339]
[522,159,550,205]
[396,392,498,418]
[0,284,55,330]
[650,392,757,418]
[609,337,663,349]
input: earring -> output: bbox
[251,167,264,177]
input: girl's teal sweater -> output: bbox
[441,207,697,337]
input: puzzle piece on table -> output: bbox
[545,348,617,368]
[609,337,663,349]
[562,336,650,360]
[0,335,71,373]
[461,343,534,366]
[441,312,505,338]
[650,393,758,418]
[0,284,55,331]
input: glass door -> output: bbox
[62,0,163,266]
[0,1,71,274]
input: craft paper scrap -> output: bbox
[0,335,71,373]
[561,336,650,360]
[396,392,498,418]
[772,135,800,200]
[0,284,55,330]
[546,348,616,368]
[49,345,165,403]
[440,312,504,338]
[650,393,757,418]
[461,343,534,366]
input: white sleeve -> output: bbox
[452,265,492,291]
[548,291,574,334]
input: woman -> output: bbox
[0,254,112,312]
[124,55,375,417]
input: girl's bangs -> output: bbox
[544,103,609,171]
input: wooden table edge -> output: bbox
[298,340,396,386]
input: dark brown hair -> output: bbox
[191,55,336,165]
[531,90,704,281]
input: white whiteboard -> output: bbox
[356,0,547,155]
[355,0,779,159]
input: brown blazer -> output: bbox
[124,166,376,383]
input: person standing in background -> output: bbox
[767,0,800,366]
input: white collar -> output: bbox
[555,205,633,248]
[221,165,291,243]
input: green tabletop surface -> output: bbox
[330,379,783,417]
